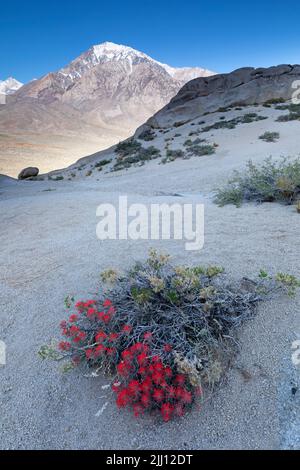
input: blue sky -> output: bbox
[1,0,300,83]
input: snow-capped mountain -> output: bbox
[0,77,23,95]
[0,42,215,172]
[13,41,215,105]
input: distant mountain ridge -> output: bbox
[0,77,23,95]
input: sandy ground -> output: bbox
[0,103,300,449]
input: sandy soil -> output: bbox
[0,103,299,449]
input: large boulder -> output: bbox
[18,167,39,180]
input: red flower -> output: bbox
[181,389,192,404]
[95,330,106,343]
[117,361,130,377]
[164,366,173,378]
[140,393,151,408]
[84,300,97,307]
[108,332,119,342]
[69,314,78,323]
[69,325,80,335]
[60,320,67,329]
[97,311,104,320]
[127,380,140,397]
[75,301,85,312]
[121,349,133,362]
[140,378,152,393]
[94,344,105,357]
[137,352,147,365]
[116,389,130,408]
[122,324,132,334]
[175,387,184,399]
[174,374,186,386]
[73,331,86,343]
[103,299,112,307]
[161,403,174,422]
[58,341,71,351]
[85,348,94,359]
[86,308,96,319]
[132,342,144,353]
[107,306,116,315]
[152,355,161,363]
[152,371,164,385]
[102,314,110,324]
[163,343,172,352]
[166,385,176,399]
[138,367,147,376]
[153,388,164,402]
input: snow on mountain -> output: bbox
[0,77,23,95]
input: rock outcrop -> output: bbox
[142,65,300,130]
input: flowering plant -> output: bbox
[42,250,299,422]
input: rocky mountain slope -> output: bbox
[45,64,300,180]
[143,64,300,129]
[0,42,214,176]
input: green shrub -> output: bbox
[113,145,161,171]
[138,129,156,141]
[173,120,189,127]
[214,157,300,206]
[95,159,111,168]
[259,131,280,142]
[187,144,216,157]
[202,113,267,132]
[276,103,300,121]
[264,97,286,105]
[115,139,142,157]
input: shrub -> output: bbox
[41,250,299,421]
[95,159,111,168]
[202,113,267,132]
[138,129,156,141]
[214,157,300,206]
[187,144,216,157]
[264,97,286,105]
[115,139,142,158]
[161,149,186,163]
[259,131,280,142]
[173,120,189,127]
[113,145,161,171]
[276,103,300,122]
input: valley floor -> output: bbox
[0,145,299,448]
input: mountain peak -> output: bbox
[0,77,23,95]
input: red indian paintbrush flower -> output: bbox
[153,388,164,402]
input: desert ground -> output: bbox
[0,103,299,449]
